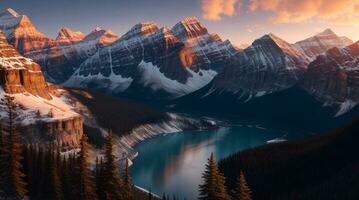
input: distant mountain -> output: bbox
[294,28,353,60]
[0,8,119,82]
[301,41,359,116]
[205,34,309,100]
[171,35,358,130]
[65,17,237,100]
[56,27,85,45]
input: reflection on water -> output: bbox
[131,126,291,199]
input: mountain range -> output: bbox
[0,7,358,133]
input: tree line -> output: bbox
[0,95,133,200]
[198,153,252,200]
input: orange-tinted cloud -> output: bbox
[201,0,239,21]
[248,0,359,25]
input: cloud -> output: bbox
[248,0,359,25]
[201,0,239,21]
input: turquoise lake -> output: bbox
[131,125,305,199]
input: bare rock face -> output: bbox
[56,27,85,45]
[21,116,83,148]
[0,31,51,99]
[171,17,208,41]
[65,17,237,99]
[294,29,353,60]
[302,41,359,114]
[211,34,309,100]
[0,30,83,148]
[172,17,237,72]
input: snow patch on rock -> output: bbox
[138,60,217,98]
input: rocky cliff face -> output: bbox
[0,30,83,148]
[0,8,119,83]
[210,34,309,100]
[302,41,359,116]
[0,30,51,99]
[65,17,236,99]
[294,29,353,60]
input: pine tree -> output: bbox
[49,148,64,200]
[77,133,98,200]
[235,171,252,200]
[60,155,73,200]
[0,123,4,196]
[162,193,167,200]
[198,153,230,200]
[0,95,27,199]
[103,132,124,200]
[123,158,133,200]
[95,156,105,200]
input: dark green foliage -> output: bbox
[102,132,124,200]
[95,156,105,200]
[220,119,359,200]
[3,132,137,200]
[198,153,230,200]
[235,171,252,200]
[77,134,98,200]
[0,95,27,199]
[123,158,133,200]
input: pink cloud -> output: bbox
[248,0,359,25]
[201,0,239,21]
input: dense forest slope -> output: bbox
[219,119,359,200]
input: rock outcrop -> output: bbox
[0,30,51,99]
[0,30,83,148]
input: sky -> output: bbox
[2,0,359,46]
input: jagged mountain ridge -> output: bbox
[65,17,237,99]
[171,34,359,124]
[0,8,119,82]
[208,33,309,100]
[1,7,357,110]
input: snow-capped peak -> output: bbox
[56,27,85,42]
[93,26,102,32]
[0,8,20,18]
[83,27,118,46]
[253,33,309,63]
[294,28,354,60]
[121,22,159,40]
[172,16,208,41]
[258,33,292,49]
[181,16,201,24]
[316,28,335,37]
